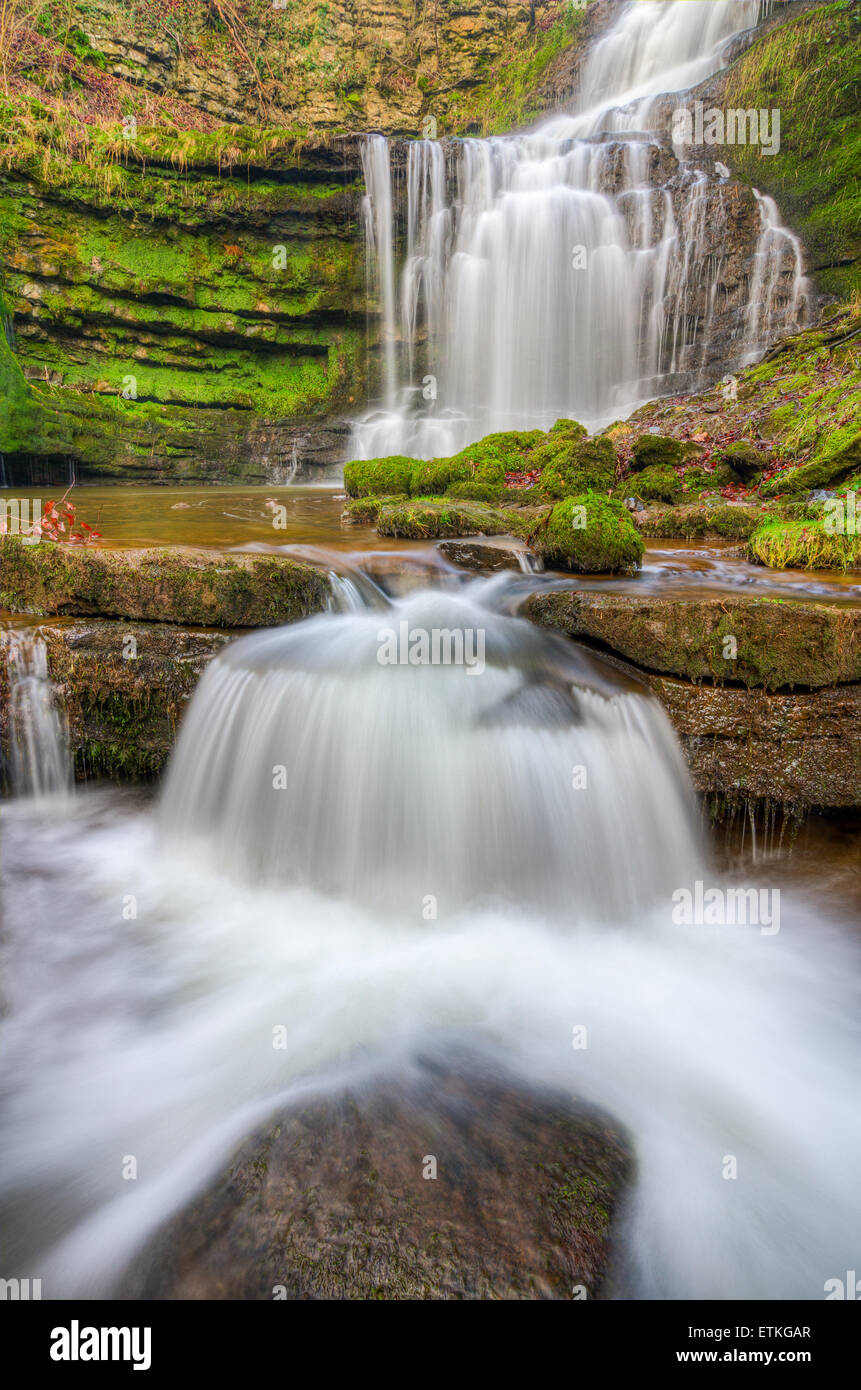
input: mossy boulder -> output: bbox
[537,435,616,500]
[535,495,643,574]
[524,591,861,690]
[630,435,685,473]
[625,464,683,504]
[712,442,766,482]
[636,504,761,541]
[343,456,415,498]
[409,457,473,496]
[0,538,330,627]
[748,516,861,572]
[453,430,544,473]
[135,1054,632,1300]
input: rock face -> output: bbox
[0,140,366,486]
[135,1052,633,1301]
[525,591,861,691]
[0,539,331,627]
[646,673,861,810]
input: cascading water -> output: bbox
[1,579,860,1299]
[353,0,808,458]
[1,627,72,797]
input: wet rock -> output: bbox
[0,539,330,627]
[437,540,525,572]
[135,1051,633,1301]
[646,672,861,809]
[524,590,861,690]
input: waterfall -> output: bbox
[1,627,72,797]
[3,580,860,1299]
[744,191,809,360]
[353,0,806,459]
[159,589,701,918]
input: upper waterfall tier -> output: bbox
[353,0,806,460]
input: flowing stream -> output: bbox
[354,0,807,458]
[1,577,860,1299]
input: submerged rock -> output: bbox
[0,539,330,628]
[525,590,861,691]
[135,1052,632,1301]
[437,540,526,572]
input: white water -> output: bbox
[1,628,72,798]
[1,581,860,1299]
[353,0,807,458]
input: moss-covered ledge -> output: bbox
[0,539,330,627]
[524,590,861,691]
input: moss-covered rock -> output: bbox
[408,457,474,496]
[376,498,528,541]
[711,442,766,482]
[447,480,505,504]
[624,464,683,504]
[537,435,616,500]
[534,495,643,574]
[0,538,330,627]
[636,503,761,541]
[630,435,685,473]
[748,515,861,572]
[343,457,415,499]
[524,591,861,691]
[760,427,861,497]
[718,1,861,299]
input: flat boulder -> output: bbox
[0,539,330,627]
[525,590,861,690]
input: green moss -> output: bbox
[630,435,685,473]
[376,498,528,541]
[447,481,505,504]
[761,426,861,496]
[625,464,683,504]
[0,538,330,626]
[408,456,473,496]
[637,504,761,540]
[748,514,861,571]
[536,494,643,574]
[537,434,616,499]
[341,494,408,524]
[721,2,861,299]
[344,456,415,499]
